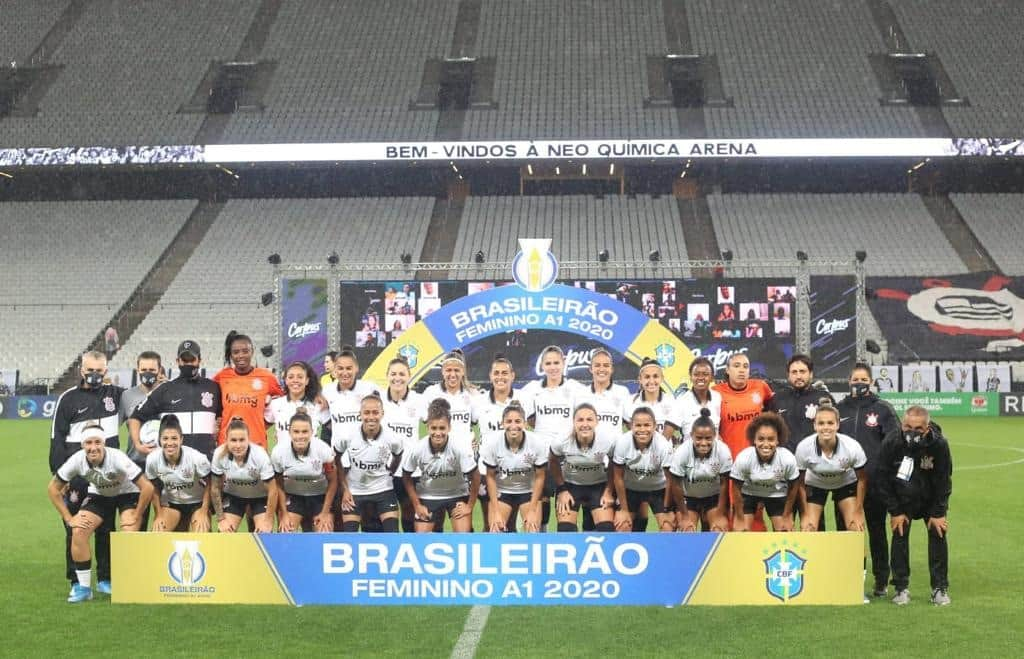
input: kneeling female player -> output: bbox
[210,418,279,533]
[549,403,617,532]
[401,399,479,532]
[146,415,212,532]
[668,409,732,532]
[272,411,337,532]
[794,402,867,532]
[611,407,676,532]
[481,401,548,532]
[729,412,800,532]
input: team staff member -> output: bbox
[611,407,676,533]
[120,351,165,468]
[838,362,900,597]
[729,413,799,532]
[672,357,722,443]
[334,394,404,532]
[272,412,336,532]
[50,350,125,596]
[773,355,834,453]
[669,409,732,532]
[794,403,867,532]
[481,401,548,532]
[401,400,479,532]
[214,332,283,449]
[876,406,953,606]
[130,341,222,459]
[146,415,212,533]
[47,425,153,602]
[549,403,617,532]
[382,357,424,533]
[210,418,278,533]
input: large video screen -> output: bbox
[340,279,795,386]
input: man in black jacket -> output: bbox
[838,363,900,597]
[876,405,952,606]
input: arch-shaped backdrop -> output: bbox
[363,282,695,392]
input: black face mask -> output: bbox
[83,372,104,388]
[178,365,198,380]
[904,430,924,446]
[139,372,158,388]
[851,383,870,397]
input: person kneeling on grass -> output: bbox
[47,424,154,603]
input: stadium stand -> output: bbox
[451,195,688,280]
[0,200,194,383]
[707,193,968,276]
[108,197,434,372]
[0,0,70,64]
[950,194,1024,276]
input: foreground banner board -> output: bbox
[113,532,864,606]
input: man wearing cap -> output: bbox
[129,341,222,460]
[50,350,125,597]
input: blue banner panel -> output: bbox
[0,395,57,419]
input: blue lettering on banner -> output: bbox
[423,283,647,353]
[258,533,719,606]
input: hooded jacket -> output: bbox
[875,421,952,519]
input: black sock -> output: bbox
[381,518,399,532]
[342,521,360,532]
[557,522,577,532]
[73,560,91,571]
[401,518,415,533]
[632,517,649,532]
[581,508,596,531]
[595,521,615,532]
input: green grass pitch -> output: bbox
[2,417,1022,658]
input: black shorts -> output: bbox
[394,476,420,503]
[498,492,533,507]
[285,493,327,518]
[565,482,608,511]
[421,497,470,524]
[81,492,139,520]
[806,482,858,506]
[685,494,721,514]
[222,493,269,516]
[165,501,204,519]
[351,490,399,516]
[742,495,787,517]
[626,488,671,515]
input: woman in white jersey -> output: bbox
[625,358,680,443]
[668,409,732,532]
[671,357,722,443]
[575,348,631,433]
[146,415,211,533]
[611,407,676,532]
[210,418,278,533]
[323,346,379,442]
[266,361,324,446]
[334,394,404,532]
[549,403,617,532]
[382,356,424,533]
[481,401,548,532]
[420,349,477,453]
[795,402,867,532]
[729,412,799,532]
[272,412,337,532]
[48,424,154,602]
[402,399,480,532]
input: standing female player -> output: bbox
[48,425,154,602]
[549,403,617,532]
[272,412,337,532]
[210,418,278,533]
[795,402,867,532]
[213,332,284,449]
[668,409,732,532]
[334,394,404,532]
[146,415,211,533]
[402,400,479,532]
[575,348,631,434]
[323,346,380,442]
[481,402,548,532]
[729,412,799,532]
[266,361,325,445]
[672,357,722,443]
[420,350,477,453]
[382,356,424,532]
[611,407,676,532]
[624,358,680,443]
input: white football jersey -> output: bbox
[401,437,477,500]
[794,433,866,490]
[521,378,583,441]
[382,388,423,444]
[323,379,380,438]
[611,432,674,492]
[671,389,723,442]
[336,427,404,496]
[265,396,325,446]
[145,445,211,505]
[624,392,678,439]
[549,427,617,486]
[271,439,335,496]
[730,446,799,498]
[419,384,476,451]
[480,430,549,495]
[574,383,632,433]
[58,447,141,497]
[669,438,733,499]
[211,444,275,498]
[471,389,529,435]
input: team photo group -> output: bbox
[47,331,952,606]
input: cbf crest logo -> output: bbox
[762,540,807,602]
[168,540,207,586]
[512,239,558,292]
[655,343,676,368]
[398,344,419,368]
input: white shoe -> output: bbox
[892,589,910,605]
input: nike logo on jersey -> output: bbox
[171,399,182,405]
[777,408,788,414]
[840,416,851,422]
[77,407,89,414]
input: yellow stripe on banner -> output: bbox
[624,320,696,393]
[362,322,445,389]
[687,531,865,605]
[111,533,289,604]
[681,532,724,605]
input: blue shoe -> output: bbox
[67,584,93,603]
[96,580,112,595]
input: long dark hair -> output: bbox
[284,360,321,402]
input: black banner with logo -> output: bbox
[999,393,1024,416]
[809,276,858,379]
[868,272,1024,361]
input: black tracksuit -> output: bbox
[774,384,834,528]
[876,421,953,592]
[130,375,222,459]
[838,392,900,587]
[50,382,124,584]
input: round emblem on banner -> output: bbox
[512,239,558,292]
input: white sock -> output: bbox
[76,570,92,589]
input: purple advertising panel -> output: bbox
[281,279,329,369]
